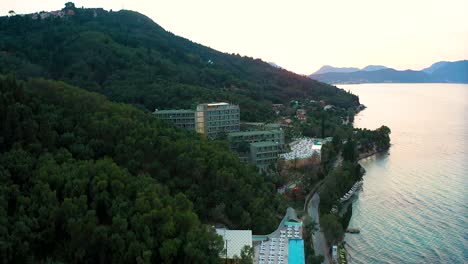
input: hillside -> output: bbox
[310,60,468,84]
[422,61,449,74]
[0,5,359,121]
[0,76,287,262]
[430,60,468,83]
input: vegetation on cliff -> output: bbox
[0,76,288,262]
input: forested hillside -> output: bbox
[0,5,359,121]
[0,76,286,263]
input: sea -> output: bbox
[338,83,468,263]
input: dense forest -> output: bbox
[0,4,359,121]
[0,76,287,263]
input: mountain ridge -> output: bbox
[0,7,359,123]
[309,60,468,84]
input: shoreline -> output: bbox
[342,148,389,263]
[358,148,389,161]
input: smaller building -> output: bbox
[228,129,285,150]
[324,105,334,111]
[272,103,284,110]
[250,141,282,169]
[296,109,307,121]
[332,245,338,261]
[216,228,253,261]
[282,118,293,125]
[153,109,196,130]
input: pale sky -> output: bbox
[2,0,468,74]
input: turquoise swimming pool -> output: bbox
[288,239,305,264]
[284,221,302,227]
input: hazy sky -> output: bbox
[2,0,468,74]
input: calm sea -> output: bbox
[339,83,468,264]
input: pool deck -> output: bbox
[253,208,304,264]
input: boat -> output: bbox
[346,228,360,234]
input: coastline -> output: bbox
[358,148,388,161]
[341,148,389,263]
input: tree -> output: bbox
[0,6,359,123]
[320,214,344,245]
[239,245,254,264]
[343,138,357,162]
[64,2,76,9]
[8,10,15,16]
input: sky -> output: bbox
[2,0,468,74]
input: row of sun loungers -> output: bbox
[257,225,303,264]
[279,138,321,160]
[258,238,285,264]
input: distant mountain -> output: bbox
[310,69,431,84]
[313,64,390,74]
[422,61,449,74]
[361,65,389,71]
[313,65,360,74]
[430,60,468,83]
[310,60,468,84]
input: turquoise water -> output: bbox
[288,239,305,264]
[339,83,468,263]
[285,221,302,227]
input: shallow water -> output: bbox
[339,83,468,264]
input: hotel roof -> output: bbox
[154,109,195,114]
[228,130,281,137]
[215,228,253,259]
[250,141,280,147]
[207,102,229,106]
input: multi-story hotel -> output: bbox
[250,141,283,169]
[195,102,240,138]
[153,109,196,130]
[154,102,240,138]
[154,102,283,170]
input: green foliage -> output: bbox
[340,204,353,230]
[238,245,254,264]
[342,138,357,162]
[0,7,359,122]
[354,126,391,153]
[302,215,323,264]
[320,214,344,245]
[319,162,362,212]
[0,76,287,262]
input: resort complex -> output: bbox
[155,102,288,170]
[154,102,336,172]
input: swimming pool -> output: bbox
[288,239,305,264]
[284,221,302,227]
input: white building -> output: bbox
[216,228,253,259]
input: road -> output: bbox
[308,193,332,264]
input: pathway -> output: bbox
[308,193,331,264]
